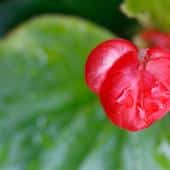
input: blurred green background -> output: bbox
[0,0,138,38]
[1,0,170,170]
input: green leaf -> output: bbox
[0,15,170,170]
[122,0,170,31]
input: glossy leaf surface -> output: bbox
[0,15,170,170]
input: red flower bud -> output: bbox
[141,29,170,51]
[85,39,170,131]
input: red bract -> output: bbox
[85,39,137,94]
[85,39,170,131]
[141,29,170,51]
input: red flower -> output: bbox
[85,39,170,131]
[141,29,170,51]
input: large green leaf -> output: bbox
[122,0,170,31]
[0,15,170,170]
